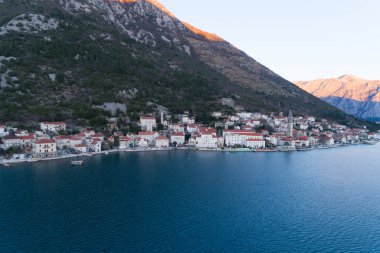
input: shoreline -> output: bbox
[0,147,171,166]
[1,142,378,167]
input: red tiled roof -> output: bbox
[156,136,168,140]
[244,133,263,137]
[223,130,255,134]
[42,122,65,125]
[20,135,35,140]
[90,134,103,138]
[171,133,185,137]
[35,139,55,144]
[139,132,157,136]
[120,137,132,141]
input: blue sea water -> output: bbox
[1,145,380,252]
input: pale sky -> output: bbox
[159,0,380,81]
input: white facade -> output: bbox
[196,134,218,149]
[33,139,57,158]
[139,132,159,145]
[135,138,149,147]
[237,112,252,119]
[2,136,21,149]
[181,115,189,124]
[140,117,157,131]
[15,130,29,137]
[54,136,70,149]
[172,124,185,133]
[20,135,35,147]
[119,137,134,149]
[155,136,169,148]
[40,122,66,132]
[279,138,296,148]
[187,124,198,133]
[224,132,263,147]
[0,125,9,137]
[212,112,222,118]
[74,145,87,153]
[245,139,266,148]
[88,140,102,152]
[69,138,82,148]
[170,133,185,146]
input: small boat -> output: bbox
[105,151,109,155]
[297,147,315,152]
[3,163,10,167]
[71,161,83,166]
[362,140,377,145]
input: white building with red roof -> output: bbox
[187,124,198,133]
[138,131,159,145]
[278,137,296,148]
[171,124,185,133]
[155,136,169,148]
[140,116,157,131]
[119,136,134,149]
[89,140,102,152]
[89,134,104,141]
[69,137,82,148]
[74,144,87,154]
[40,122,66,133]
[15,130,29,137]
[2,135,21,150]
[83,130,96,138]
[20,134,36,147]
[135,137,148,148]
[54,136,70,149]
[246,139,266,149]
[223,130,263,147]
[195,129,218,149]
[33,139,57,158]
[295,136,310,148]
[170,133,185,146]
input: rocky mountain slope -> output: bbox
[0,0,371,129]
[295,75,380,120]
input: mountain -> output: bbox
[295,75,380,121]
[0,0,372,129]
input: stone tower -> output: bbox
[287,109,294,137]
[160,111,164,125]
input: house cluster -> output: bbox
[132,111,375,150]
[206,110,377,150]
[0,122,103,158]
[0,110,378,160]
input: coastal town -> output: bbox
[0,110,379,165]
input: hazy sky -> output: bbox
[159,0,380,81]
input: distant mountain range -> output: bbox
[0,0,370,129]
[295,75,380,121]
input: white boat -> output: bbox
[71,160,83,166]
[362,140,377,145]
[3,163,10,167]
